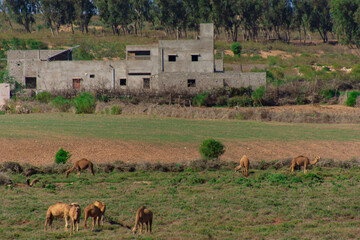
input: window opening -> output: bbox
[72,78,81,90]
[143,78,150,89]
[89,74,95,78]
[120,78,127,86]
[25,77,37,89]
[168,55,177,62]
[191,55,199,62]
[187,79,196,87]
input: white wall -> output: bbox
[0,83,10,106]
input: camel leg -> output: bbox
[84,214,88,228]
[77,167,81,177]
[145,222,148,232]
[304,163,307,174]
[149,219,152,232]
[65,217,69,232]
[234,165,241,172]
[140,222,143,234]
[92,217,95,231]
[97,217,100,227]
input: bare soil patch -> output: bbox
[0,137,359,166]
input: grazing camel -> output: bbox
[289,156,320,174]
[234,155,250,178]
[83,204,102,231]
[93,200,106,226]
[132,206,153,234]
[69,203,81,235]
[44,203,72,231]
[65,158,95,178]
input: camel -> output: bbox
[26,178,40,187]
[289,155,320,174]
[44,202,72,231]
[234,155,250,177]
[65,158,95,178]
[93,200,106,226]
[132,206,153,234]
[83,204,102,231]
[69,203,81,235]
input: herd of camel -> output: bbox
[45,200,152,235]
[41,155,320,235]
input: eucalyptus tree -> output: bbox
[265,0,294,41]
[131,0,151,35]
[0,0,13,31]
[309,0,332,43]
[6,0,39,33]
[73,0,96,33]
[239,0,263,41]
[330,0,360,47]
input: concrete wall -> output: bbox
[36,61,126,91]
[8,50,65,60]
[0,83,10,106]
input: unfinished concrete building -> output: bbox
[7,24,266,94]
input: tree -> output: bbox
[0,0,14,31]
[131,0,151,35]
[330,0,360,47]
[309,0,332,43]
[40,0,75,35]
[74,0,96,33]
[239,0,263,41]
[6,0,39,33]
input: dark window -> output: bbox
[120,78,127,86]
[188,79,196,87]
[143,78,150,89]
[72,78,81,90]
[127,50,151,60]
[192,55,199,62]
[128,72,151,76]
[89,74,95,78]
[168,55,177,62]
[25,77,36,89]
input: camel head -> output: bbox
[311,156,320,165]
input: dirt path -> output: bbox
[1,138,358,166]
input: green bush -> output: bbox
[199,139,225,159]
[192,91,210,107]
[230,42,242,56]
[55,148,72,164]
[36,91,52,103]
[251,86,266,106]
[227,96,253,107]
[321,88,340,99]
[110,105,122,115]
[52,96,71,112]
[73,92,96,114]
[345,91,360,107]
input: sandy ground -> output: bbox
[1,137,359,166]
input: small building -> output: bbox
[7,24,266,94]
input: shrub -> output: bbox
[110,105,122,115]
[36,91,52,103]
[227,96,253,107]
[199,139,225,159]
[251,86,266,106]
[321,88,340,99]
[55,148,72,164]
[0,172,11,185]
[231,42,242,56]
[73,92,96,114]
[192,91,210,107]
[52,96,71,112]
[345,91,360,107]
[2,162,23,173]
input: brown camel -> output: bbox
[289,155,320,174]
[132,206,153,234]
[234,155,250,177]
[65,158,95,178]
[93,200,106,226]
[69,203,81,235]
[83,204,102,231]
[44,202,72,232]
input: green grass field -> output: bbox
[1,167,360,239]
[0,113,360,143]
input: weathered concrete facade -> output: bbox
[0,83,10,106]
[7,24,266,94]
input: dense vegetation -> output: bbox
[2,0,360,45]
